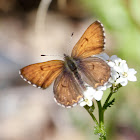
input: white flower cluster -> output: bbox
[80,53,137,107]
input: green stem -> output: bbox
[96,101,106,140]
[96,101,104,125]
[84,105,98,125]
[84,88,116,140]
[103,91,113,111]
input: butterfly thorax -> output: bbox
[64,54,78,72]
[64,54,86,90]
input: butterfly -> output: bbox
[19,20,110,108]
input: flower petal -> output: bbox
[113,66,122,73]
[109,77,115,83]
[98,53,109,60]
[114,58,122,66]
[108,61,115,67]
[120,79,128,86]
[80,101,87,107]
[93,90,103,101]
[84,87,96,99]
[127,75,137,81]
[116,77,126,84]
[106,83,112,88]
[87,100,93,106]
[110,55,118,61]
[128,68,137,75]
[111,70,119,80]
[121,62,128,72]
[97,86,107,91]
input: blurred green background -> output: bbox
[0,0,139,140]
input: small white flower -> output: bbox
[116,66,137,86]
[97,85,107,91]
[85,87,104,101]
[127,68,137,81]
[93,90,104,101]
[97,82,112,91]
[80,87,95,107]
[97,53,109,61]
[108,61,115,67]
[80,98,93,107]
[113,60,126,73]
[110,55,120,62]
[110,59,137,86]
[109,70,119,83]
[105,82,112,88]
[108,55,122,69]
[97,53,120,63]
[116,77,128,86]
[80,86,104,107]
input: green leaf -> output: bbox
[104,98,115,110]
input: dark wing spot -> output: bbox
[61,83,67,88]
[85,38,88,41]
[40,66,44,70]
[92,64,94,69]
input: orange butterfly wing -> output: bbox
[19,60,64,89]
[77,57,110,88]
[53,71,83,107]
[71,21,105,59]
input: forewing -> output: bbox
[78,57,110,88]
[19,60,64,89]
[71,21,105,59]
[53,71,83,108]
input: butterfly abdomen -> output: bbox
[73,70,86,90]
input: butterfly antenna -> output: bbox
[71,32,74,37]
[66,32,74,55]
[41,54,63,58]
